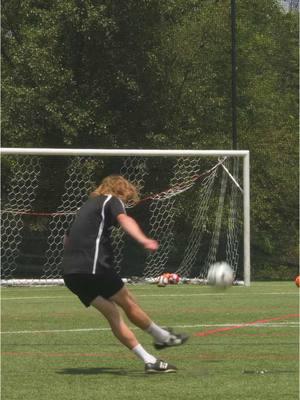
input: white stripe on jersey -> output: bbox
[92,195,112,274]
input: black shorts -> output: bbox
[63,269,124,307]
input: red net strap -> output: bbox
[1,159,225,216]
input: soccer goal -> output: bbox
[0,148,250,286]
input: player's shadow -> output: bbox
[57,367,148,377]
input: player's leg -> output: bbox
[91,296,176,373]
[109,286,151,329]
[91,295,138,349]
[109,286,189,349]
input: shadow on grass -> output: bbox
[57,367,151,377]
[57,366,212,377]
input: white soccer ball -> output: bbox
[207,262,234,288]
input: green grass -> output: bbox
[1,282,299,400]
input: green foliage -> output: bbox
[1,0,299,274]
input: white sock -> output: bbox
[132,344,157,364]
[146,322,171,343]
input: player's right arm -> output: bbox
[117,213,159,252]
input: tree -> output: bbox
[2,0,202,148]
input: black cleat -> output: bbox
[154,328,189,350]
[145,359,177,373]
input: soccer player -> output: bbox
[62,175,188,373]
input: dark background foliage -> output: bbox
[2,0,299,279]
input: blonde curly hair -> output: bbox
[90,175,140,204]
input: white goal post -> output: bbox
[0,148,250,286]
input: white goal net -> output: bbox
[1,148,250,286]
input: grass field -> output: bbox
[1,282,299,400]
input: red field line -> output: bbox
[195,314,299,337]
[213,332,298,337]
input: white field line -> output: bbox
[1,322,299,335]
[1,292,299,301]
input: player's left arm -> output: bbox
[63,207,80,248]
[117,213,159,252]
[63,234,70,248]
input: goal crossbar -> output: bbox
[1,148,249,157]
